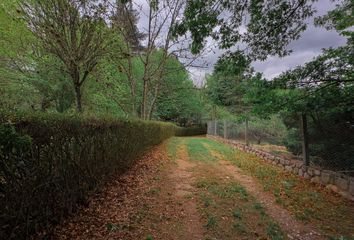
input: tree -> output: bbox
[85,52,144,117]
[205,51,253,115]
[243,39,354,170]
[315,0,354,41]
[116,0,206,120]
[173,0,315,60]
[108,1,148,116]
[0,1,75,112]
[111,1,145,51]
[155,55,204,124]
[139,0,188,120]
[21,0,109,112]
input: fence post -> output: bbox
[245,119,249,146]
[223,120,227,139]
[214,120,217,136]
[301,113,310,166]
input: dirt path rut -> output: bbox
[218,159,324,240]
[49,137,353,240]
[168,144,204,239]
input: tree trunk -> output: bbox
[127,55,136,116]
[147,81,161,120]
[129,74,136,116]
[74,84,82,112]
[141,78,148,119]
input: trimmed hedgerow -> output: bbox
[0,111,205,239]
[175,125,207,136]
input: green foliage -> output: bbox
[106,222,119,232]
[0,1,77,112]
[205,214,218,229]
[205,51,252,111]
[146,235,154,240]
[175,126,207,137]
[0,1,203,124]
[248,115,288,145]
[0,111,202,239]
[232,209,242,219]
[243,7,354,170]
[266,221,284,240]
[0,124,31,172]
[185,138,217,162]
[155,55,204,123]
[174,0,315,59]
[21,0,110,112]
[315,0,354,40]
[283,127,302,155]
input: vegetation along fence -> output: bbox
[207,118,354,199]
[0,112,206,239]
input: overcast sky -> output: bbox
[135,0,346,85]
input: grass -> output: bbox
[106,222,119,232]
[166,137,181,162]
[232,209,242,219]
[196,179,249,200]
[252,202,265,215]
[145,187,161,196]
[233,222,247,234]
[201,137,354,238]
[200,193,214,207]
[181,137,286,239]
[184,138,218,162]
[267,221,285,240]
[146,235,154,240]
[205,214,218,229]
[194,174,285,240]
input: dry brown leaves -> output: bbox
[45,143,168,240]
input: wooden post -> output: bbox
[245,119,249,146]
[301,113,310,166]
[223,120,227,139]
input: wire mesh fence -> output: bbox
[207,118,354,175]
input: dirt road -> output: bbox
[51,137,354,240]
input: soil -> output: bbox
[217,159,324,240]
[49,137,332,240]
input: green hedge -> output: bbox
[0,112,205,239]
[175,125,207,136]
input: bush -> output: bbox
[175,125,207,136]
[283,127,302,156]
[0,111,205,239]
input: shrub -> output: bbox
[175,124,207,136]
[0,111,204,239]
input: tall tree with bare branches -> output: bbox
[21,0,109,112]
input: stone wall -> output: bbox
[208,135,354,201]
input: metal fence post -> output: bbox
[245,119,249,146]
[223,120,227,139]
[214,120,217,136]
[301,113,310,166]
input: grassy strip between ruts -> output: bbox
[194,173,285,240]
[166,137,182,163]
[185,137,218,162]
[182,137,285,239]
[200,137,354,239]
